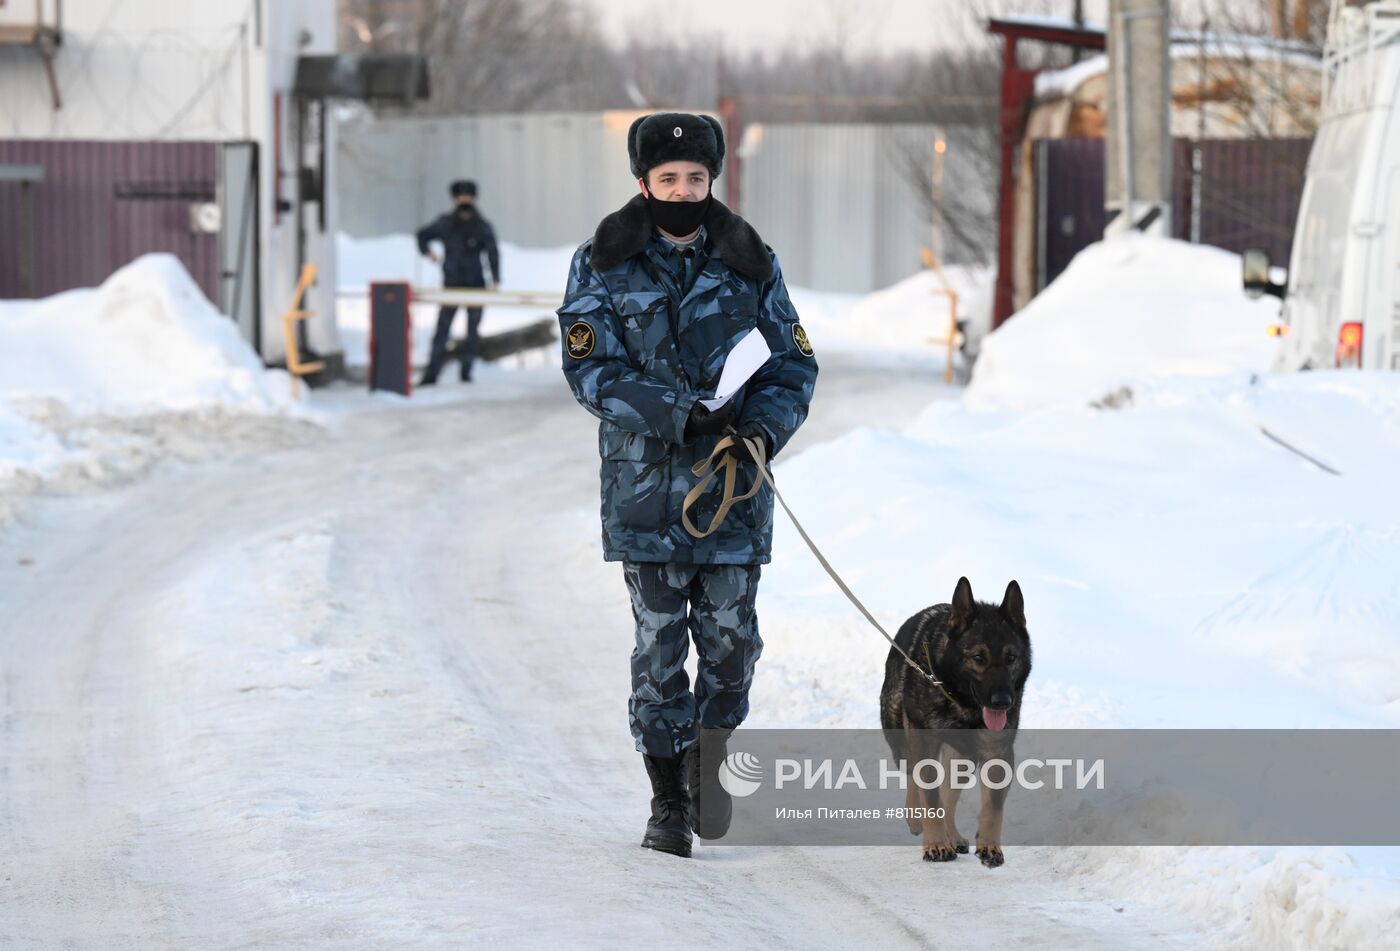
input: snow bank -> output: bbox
[791,265,992,362]
[0,404,67,482]
[753,372,1400,947]
[1047,846,1400,951]
[966,236,1279,411]
[0,254,307,497]
[761,373,1400,731]
[747,235,1400,947]
[0,254,294,414]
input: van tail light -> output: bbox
[1336,322,1363,368]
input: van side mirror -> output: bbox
[1242,248,1286,300]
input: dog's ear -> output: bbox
[951,576,975,629]
[1000,580,1026,629]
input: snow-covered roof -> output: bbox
[1034,35,1324,100]
[989,13,1106,34]
[1035,54,1111,99]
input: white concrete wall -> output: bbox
[260,0,338,363]
[1,0,257,141]
[1,0,341,364]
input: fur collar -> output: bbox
[589,193,773,282]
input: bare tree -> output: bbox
[888,0,1074,266]
[1163,0,1323,252]
[887,0,1328,265]
[1174,0,1326,139]
[339,0,613,113]
[331,0,1081,265]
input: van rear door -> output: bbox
[1387,167,1400,369]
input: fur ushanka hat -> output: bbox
[627,112,725,180]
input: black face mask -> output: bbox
[646,190,711,237]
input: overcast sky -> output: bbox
[582,0,1120,56]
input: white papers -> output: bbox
[698,328,771,410]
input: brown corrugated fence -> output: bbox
[0,139,220,301]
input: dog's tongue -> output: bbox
[982,707,1008,731]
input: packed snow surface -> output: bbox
[2,235,1396,948]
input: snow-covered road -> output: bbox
[0,354,1211,948]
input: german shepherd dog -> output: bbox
[880,577,1031,867]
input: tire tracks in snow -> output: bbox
[0,361,1213,947]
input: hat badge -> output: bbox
[673,126,682,137]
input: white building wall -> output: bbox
[1,0,256,141]
[1,0,341,364]
[260,0,338,363]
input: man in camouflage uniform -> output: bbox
[558,112,818,858]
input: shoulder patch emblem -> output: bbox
[566,321,596,359]
[792,323,814,357]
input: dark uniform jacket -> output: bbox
[558,194,818,565]
[416,208,501,288]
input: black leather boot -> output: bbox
[686,728,735,840]
[641,754,692,858]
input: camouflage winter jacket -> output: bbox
[558,194,818,565]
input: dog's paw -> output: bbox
[905,817,921,836]
[955,835,969,854]
[975,844,1005,868]
[922,842,959,862]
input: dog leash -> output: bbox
[923,640,968,710]
[680,433,765,538]
[681,429,942,689]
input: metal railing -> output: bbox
[336,287,563,308]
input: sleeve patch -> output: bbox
[566,321,597,359]
[792,323,814,357]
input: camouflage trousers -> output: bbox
[622,561,764,759]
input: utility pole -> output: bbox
[1105,0,1172,239]
[1191,17,1208,245]
[1073,0,1086,64]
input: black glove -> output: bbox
[684,400,735,441]
[731,422,772,460]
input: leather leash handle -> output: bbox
[681,434,765,539]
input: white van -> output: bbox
[1244,0,1400,371]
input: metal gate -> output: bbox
[0,140,223,301]
[1036,136,1311,292]
[218,142,261,350]
[1193,138,1311,262]
[1037,137,1106,291]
